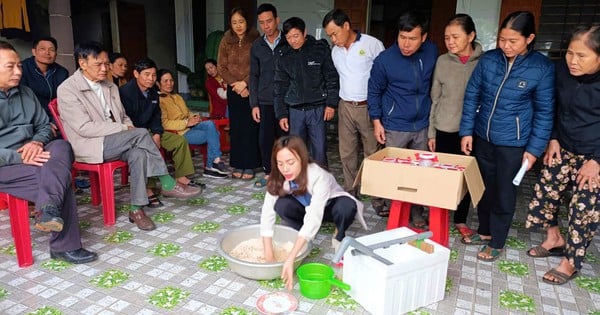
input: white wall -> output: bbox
[456,0,502,51]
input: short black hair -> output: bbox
[0,40,17,52]
[257,3,277,18]
[204,58,217,67]
[283,17,305,36]
[109,52,126,64]
[322,9,350,28]
[133,58,157,73]
[33,36,58,49]
[157,68,174,82]
[74,41,106,64]
[397,10,429,34]
[500,11,536,48]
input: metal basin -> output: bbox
[217,224,312,280]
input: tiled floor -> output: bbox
[1,137,600,315]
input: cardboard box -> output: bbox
[343,227,450,315]
[355,147,484,210]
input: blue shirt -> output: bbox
[289,180,312,206]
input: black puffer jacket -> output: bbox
[552,59,600,162]
[273,35,339,119]
[249,34,288,108]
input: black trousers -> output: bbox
[274,195,357,241]
[474,136,524,249]
[435,130,472,224]
[258,104,286,174]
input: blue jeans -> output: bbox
[183,121,221,168]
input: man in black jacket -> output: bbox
[274,17,339,167]
[250,3,288,187]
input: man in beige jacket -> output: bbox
[57,42,194,231]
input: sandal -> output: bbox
[232,169,243,179]
[526,245,566,258]
[455,225,474,239]
[254,177,268,188]
[241,169,255,180]
[460,233,490,245]
[542,268,578,285]
[410,206,427,228]
[146,194,164,208]
[477,245,502,262]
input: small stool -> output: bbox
[386,200,449,247]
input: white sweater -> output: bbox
[260,163,367,241]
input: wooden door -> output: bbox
[117,1,146,80]
[429,0,457,54]
[334,0,369,33]
[499,0,542,30]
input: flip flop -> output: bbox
[477,245,502,262]
[542,268,578,285]
[241,169,255,180]
[460,233,490,245]
[254,177,268,188]
[526,245,565,258]
[232,169,243,179]
[456,225,474,239]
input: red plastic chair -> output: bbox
[48,99,128,226]
[0,192,33,267]
[163,129,208,167]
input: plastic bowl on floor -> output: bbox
[217,224,312,280]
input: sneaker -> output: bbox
[204,168,228,178]
[162,183,202,198]
[211,161,229,175]
[75,179,90,189]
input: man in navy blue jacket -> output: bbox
[368,11,438,150]
[21,37,69,125]
[367,11,438,226]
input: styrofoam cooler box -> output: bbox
[343,227,450,315]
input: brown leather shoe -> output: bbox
[161,183,201,199]
[128,209,156,231]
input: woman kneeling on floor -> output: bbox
[525,23,600,285]
[259,136,367,290]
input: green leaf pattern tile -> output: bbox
[103,230,134,243]
[151,212,176,223]
[0,287,8,300]
[251,192,265,201]
[307,246,321,258]
[147,286,190,310]
[319,222,336,234]
[220,306,256,315]
[575,277,600,294]
[226,205,249,215]
[199,255,228,272]
[499,290,535,313]
[191,221,221,233]
[0,244,16,255]
[445,277,453,293]
[78,196,91,204]
[497,260,529,277]
[407,311,430,315]
[257,278,285,289]
[78,220,91,229]
[449,226,461,237]
[41,259,72,271]
[326,287,358,310]
[187,197,209,206]
[504,236,526,250]
[147,243,182,257]
[90,269,130,288]
[510,221,525,229]
[117,204,130,214]
[585,252,599,264]
[449,249,458,262]
[27,306,63,315]
[215,186,236,193]
[589,310,600,315]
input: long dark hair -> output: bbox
[447,13,477,49]
[267,136,310,197]
[500,11,536,49]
